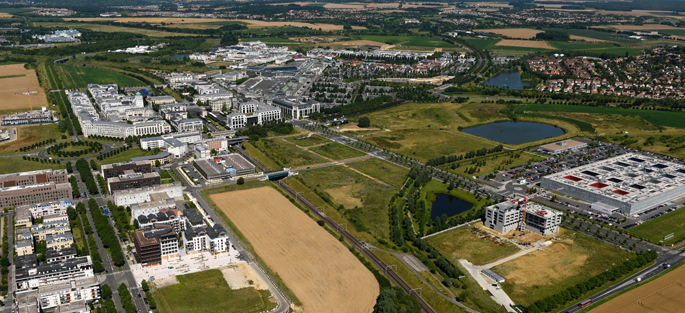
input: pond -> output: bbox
[430,193,474,221]
[461,121,565,144]
[484,71,530,90]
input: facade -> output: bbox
[538,139,588,155]
[0,182,72,209]
[226,101,281,129]
[137,209,184,234]
[484,201,562,236]
[130,152,175,166]
[133,224,179,266]
[0,169,68,188]
[541,153,685,215]
[139,131,200,158]
[113,182,184,207]
[147,96,177,105]
[184,223,229,255]
[46,233,74,251]
[101,161,152,180]
[272,99,320,119]
[15,256,94,291]
[107,172,161,192]
[170,115,203,132]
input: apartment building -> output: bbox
[133,224,179,266]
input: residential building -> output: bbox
[184,223,229,254]
[133,224,179,266]
[46,233,74,251]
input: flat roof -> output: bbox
[540,139,587,151]
[131,152,172,161]
[220,153,254,171]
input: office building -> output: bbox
[113,182,183,207]
[0,182,72,208]
[101,161,152,180]
[0,169,68,188]
[107,172,161,192]
[133,224,179,266]
[538,139,588,155]
[484,201,562,236]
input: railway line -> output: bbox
[235,146,438,313]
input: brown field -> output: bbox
[366,2,400,8]
[475,28,541,39]
[473,1,513,8]
[0,13,13,18]
[599,24,683,31]
[591,264,685,313]
[211,187,378,313]
[69,17,365,31]
[495,39,555,49]
[0,64,48,110]
[340,39,388,46]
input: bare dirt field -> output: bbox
[69,17,366,31]
[0,64,48,110]
[339,39,388,47]
[475,28,541,39]
[495,39,555,49]
[269,2,312,5]
[222,263,268,291]
[591,264,685,313]
[211,187,378,313]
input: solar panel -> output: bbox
[643,169,654,173]
[653,164,668,169]
[664,174,676,179]
[608,178,623,183]
[629,157,645,163]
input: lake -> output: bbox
[462,121,565,144]
[484,71,530,90]
[430,193,474,221]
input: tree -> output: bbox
[358,116,371,128]
[100,284,112,300]
[155,160,161,167]
[237,177,245,185]
[90,159,98,171]
[141,280,149,292]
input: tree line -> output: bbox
[97,145,130,161]
[47,141,103,158]
[426,145,504,166]
[76,159,98,195]
[19,139,56,152]
[75,202,105,272]
[88,198,125,266]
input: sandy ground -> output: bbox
[211,187,378,313]
[495,39,555,49]
[154,276,179,288]
[591,264,685,313]
[222,262,268,290]
[476,28,542,39]
[0,64,49,111]
[69,17,366,31]
[131,250,241,286]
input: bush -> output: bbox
[358,116,371,128]
[237,177,245,185]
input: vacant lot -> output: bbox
[359,35,458,48]
[211,187,378,313]
[491,228,633,306]
[0,157,63,175]
[283,134,328,147]
[155,269,276,313]
[253,138,326,168]
[628,208,685,244]
[308,142,366,160]
[347,157,409,188]
[367,129,494,162]
[1,64,48,110]
[495,39,555,49]
[56,65,143,89]
[426,222,520,266]
[476,28,542,39]
[0,124,63,155]
[591,263,685,313]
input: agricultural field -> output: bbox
[296,165,397,241]
[495,40,555,49]
[34,22,199,37]
[1,64,49,110]
[155,269,276,313]
[476,28,542,39]
[548,41,619,50]
[0,157,63,175]
[0,124,65,156]
[283,134,329,147]
[69,17,366,31]
[542,28,634,42]
[56,64,144,89]
[308,142,366,160]
[358,35,458,48]
[425,222,521,266]
[591,263,685,313]
[627,208,685,244]
[491,228,634,306]
[210,187,379,313]
[463,38,501,50]
[252,138,327,168]
[347,157,409,188]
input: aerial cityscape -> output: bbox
[1,0,685,313]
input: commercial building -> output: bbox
[130,152,175,166]
[0,169,68,188]
[148,96,177,106]
[140,131,201,158]
[107,172,161,192]
[169,115,203,132]
[32,29,81,42]
[113,182,184,207]
[133,224,179,266]
[484,201,562,236]
[225,101,281,129]
[101,161,152,180]
[272,99,321,119]
[481,269,505,283]
[0,182,72,209]
[541,153,685,215]
[193,154,255,180]
[538,139,588,155]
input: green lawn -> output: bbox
[549,41,618,50]
[98,148,158,165]
[252,138,326,168]
[56,64,144,89]
[283,134,329,147]
[347,157,409,188]
[543,28,634,42]
[491,228,634,306]
[628,208,685,244]
[0,157,63,175]
[0,124,66,156]
[155,269,277,313]
[518,103,685,128]
[308,142,366,160]
[654,29,685,36]
[359,35,458,48]
[440,151,542,177]
[425,223,521,266]
[463,38,501,50]
[367,129,494,162]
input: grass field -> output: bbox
[56,64,143,89]
[252,138,326,168]
[548,41,619,50]
[358,35,458,48]
[542,28,634,42]
[1,64,49,110]
[0,157,63,175]
[628,208,685,244]
[35,22,199,37]
[283,134,329,147]
[98,148,158,165]
[425,222,520,266]
[308,142,366,160]
[517,103,685,128]
[155,269,276,313]
[347,157,409,188]
[463,38,502,50]
[368,129,496,162]
[0,124,64,156]
[495,39,555,49]
[210,187,378,313]
[440,151,541,177]
[491,228,634,306]
[242,142,280,171]
[296,165,397,240]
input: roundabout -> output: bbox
[45,141,104,159]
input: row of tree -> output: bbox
[96,145,129,161]
[76,159,98,195]
[47,141,103,158]
[118,283,137,313]
[75,202,104,272]
[69,176,80,198]
[18,139,56,152]
[88,198,125,266]
[425,145,504,166]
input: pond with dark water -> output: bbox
[430,193,474,221]
[461,121,565,144]
[484,71,530,90]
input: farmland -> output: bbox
[34,22,200,37]
[358,35,458,48]
[591,263,685,313]
[155,269,276,313]
[476,28,542,39]
[628,208,685,244]
[425,222,521,266]
[69,17,366,31]
[463,38,501,50]
[491,228,633,306]
[1,64,49,110]
[495,39,555,49]
[210,187,379,313]
[56,64,144,89]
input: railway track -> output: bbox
[235,146,438,313]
